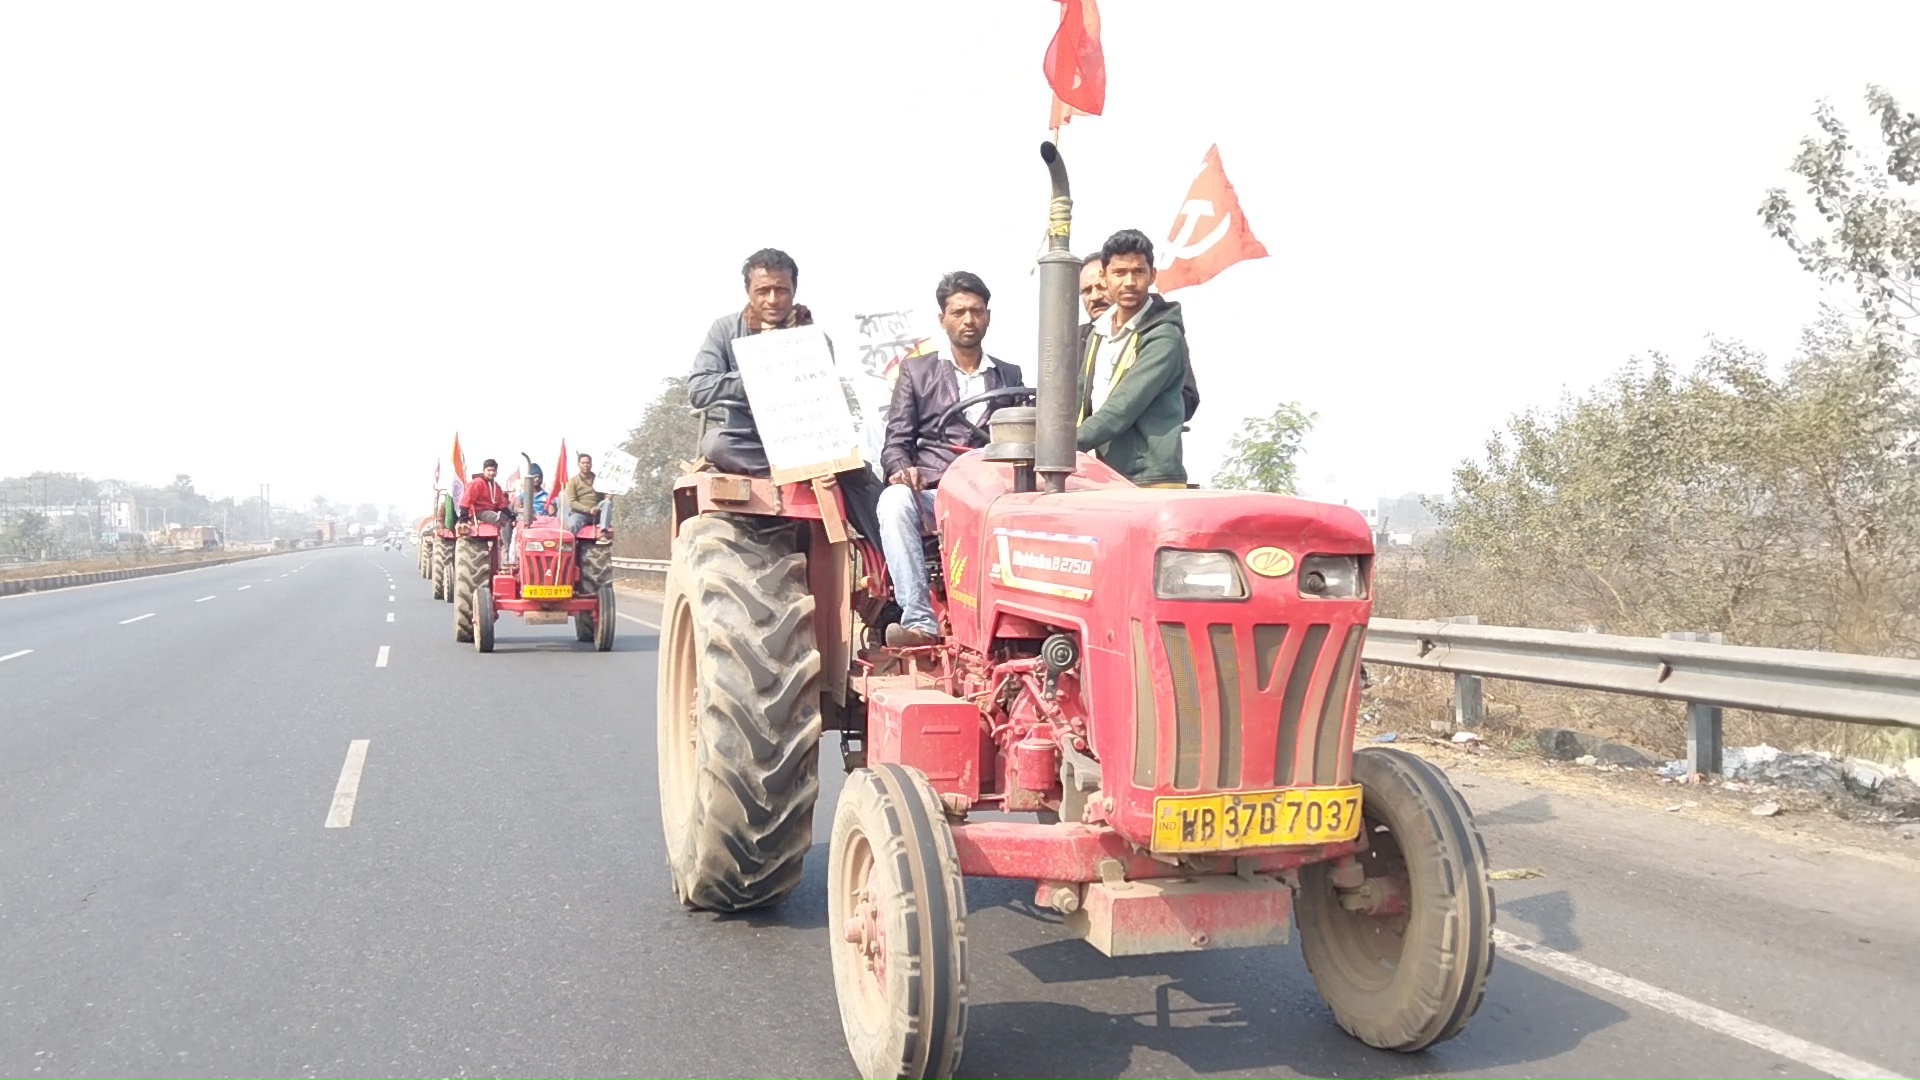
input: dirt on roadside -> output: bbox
[1370,724,1920,872]
[0,551,255,583]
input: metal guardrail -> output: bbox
[611,557,668,574]
[1363,616,1920,774]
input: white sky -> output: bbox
[4,1,1916,515]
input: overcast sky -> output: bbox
[3,2,1916,516]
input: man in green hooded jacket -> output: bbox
[1077,229,1190,488]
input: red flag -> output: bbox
[1156,145,1270,293]
[1044,0,1104,118]
[451,434,466,487]
[551,439,569,513]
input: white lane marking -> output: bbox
[195,595,216,603]
[375,645,389,667]
[119,613,155,625]
[237,585,251,591]
[280,573,289,578]
[617,612,659,629]
[387,594,394,601]
[385,612,394,623]
[1492,929,1902,1079]
[323,739,371,828]
[0,649,32,663]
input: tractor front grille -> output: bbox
[1131,618,1367,792]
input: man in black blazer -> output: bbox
[879,271,1024,647]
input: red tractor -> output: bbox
[656,145,1492,1080]
[452,454,616,652]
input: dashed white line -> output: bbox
[617,612,659,629]
[119,613,155,625]
[1492,928,1902,1079]
[237,585,251,591]
[385,612,394,623]
[375,645,390,667]
[0,649,32,663]
[323,739,371,828]
[194,595,216,603]
[387,594,395,601]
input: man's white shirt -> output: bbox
[1089,305,1149,415]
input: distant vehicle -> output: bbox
[363,536,378,547]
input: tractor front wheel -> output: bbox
[1296,746,1494,1052]
[453,537,490,643]
[475,586,495,653]
[574,610,596,642]
[657,513,821,912]
[828,764,969,1080]
[594,584,615,652]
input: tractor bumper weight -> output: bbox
[1067,874,1293,957]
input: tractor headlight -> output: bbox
[1154,549,1248,601]
[1299,555,1368,599]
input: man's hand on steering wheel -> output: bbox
[919,386,1039,452]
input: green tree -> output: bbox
[1759,85,1920,354]
[614,376,706,545]
[1211,401,1316,494]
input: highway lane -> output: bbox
[1,543,1915,1078]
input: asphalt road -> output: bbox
[1,543,1915,1079]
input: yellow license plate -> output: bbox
[1151,785,1363,854]
[522,585,573,599]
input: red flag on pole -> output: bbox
[1156,145,1270,293]
[1044,0,1104,134]
[551,439,569,516]
[451,434,466,487]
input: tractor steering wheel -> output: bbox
[918,386,1039,452]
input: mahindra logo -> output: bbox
[1245,547,1294,578]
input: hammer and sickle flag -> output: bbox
[1156,144,1269,293]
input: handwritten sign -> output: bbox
[838,309,940,472]
[594,448,638,495]
[732,325,865,483]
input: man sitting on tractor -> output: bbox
[459,458,517,559]
[1078,229,1193,489]
[878,271,1024,647]
[688,247,815,477]
[564,451,613,543]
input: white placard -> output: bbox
[593,448,638,495]
[732,324,864,483]
[837,309,940,471]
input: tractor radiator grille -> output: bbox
[1133,619,1367,793]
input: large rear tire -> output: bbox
[829,764,969,1080]
[657,514,821,912]
[429,539,445,599]
[1296,746,1494,1052]
[594,583,615,652]
[578,543,611,597]
[475,586,495,653]
[438,538,455,604]
[453,537,491,643]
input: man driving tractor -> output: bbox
[877,271,1024,647]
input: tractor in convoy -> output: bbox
[451,453,615,652]
[656,144,1493,1080]
[425,494,457,605]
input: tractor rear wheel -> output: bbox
[594,584,615,652]
[475,585,495,653]
[429,540,445,599]
[828,764,969,1080]
[1296,746,1494,1052]
[453,537,491,643]
[578,543,611,597]
[657,514,821,912]
[438,539,455,604]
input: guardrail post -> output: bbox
[1447,615,1484,731]
[1663,631,1725,775]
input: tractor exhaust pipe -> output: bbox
[1034,141,1082,495]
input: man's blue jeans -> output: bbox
[877,484,938,635]
[566,501,613,534]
